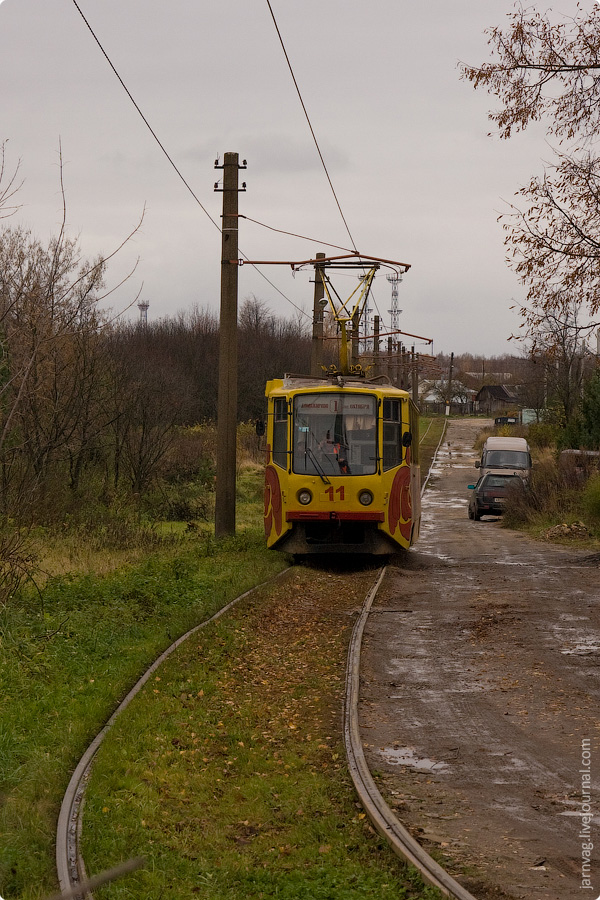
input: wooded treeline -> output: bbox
[0,217,310,540]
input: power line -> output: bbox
[250,266,311,319]
[70,0,311,320]
[265,0,359,255]
[71,0,219,229]
[241,215,353,253]
[263,2,388,327]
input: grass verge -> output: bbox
[418,417,447,483]
[502,447,600,547]
[82,565,440,900]
[0,530,286,899]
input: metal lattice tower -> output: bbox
[386,273,402,337]
[137,299,149,326]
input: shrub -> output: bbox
[0,527,38,607]
[473,429,494,452]
[160,425,217,481]
[581,373,600,449]
[238,421,264,465]
[582,474,600,524]
[496,423,528,438]
[527,422,562,448]
[143,478,214,522]
[502,451,577,527]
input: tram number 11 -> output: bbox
[323,486,345,501]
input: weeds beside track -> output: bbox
[76,564,441,900]
[0,531,285,899]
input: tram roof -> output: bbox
[265,374,411,399]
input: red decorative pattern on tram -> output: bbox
[388,459,412,541]
[264,464,283,537]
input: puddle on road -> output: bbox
[561,640,600,655]
[490,800,528,817]
[504,756,528,772]
[422,498,467,509]
[432,461,474,470]
[559,613,590,622]
[559,810,600,825]
[378,745,450,772]
[551,623,600,655]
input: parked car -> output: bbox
[468,473,525,520]
[475,436,532,482]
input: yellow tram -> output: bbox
[263,373,420,555]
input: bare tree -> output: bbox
[514,296,593,424]
[461,5,600,143]
[0,141,23,220]
[108,328,183,495]
[502,152,600,324]
[237,296,310,420]
[462,5,600,353]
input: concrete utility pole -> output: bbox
[445,351,454,417]
[215,152,246,537]
[310,252,326,376]
[412,348,419,406]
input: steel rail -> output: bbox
[418,417,434,445]
[420,417,448,497]
[343,567,478,900]
[56,567,291,899]
[57,430,452,897]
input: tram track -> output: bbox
[420,416,447,496]
[55,569,291,899]
[343,566,477,900]
[56,425,466,900]
[342,420,478,900]
[57,562,476,900]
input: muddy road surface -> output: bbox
[360,418,600,900]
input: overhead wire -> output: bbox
[71,0,392,328]
[241,215,353,254]
[265,0,359,255]
[264,0,387,331]
[70,0,219,230]
[69,0,311,320]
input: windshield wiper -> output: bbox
[306,447,331,484]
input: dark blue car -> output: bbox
[468,473,524,521]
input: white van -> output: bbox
[475,436,532,481]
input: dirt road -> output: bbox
[360,418,600,899]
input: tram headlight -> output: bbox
[358,490,374,506]
[297,489,313,506]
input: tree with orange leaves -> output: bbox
[462,5,600,143]
[462,4,600,340]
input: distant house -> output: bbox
[475,384,519,414]
[419,379,477,414]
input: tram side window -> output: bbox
[272,399,288,468]
[383,399,402,470]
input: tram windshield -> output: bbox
[293,392,377,476]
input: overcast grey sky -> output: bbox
[0,0,581,356]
